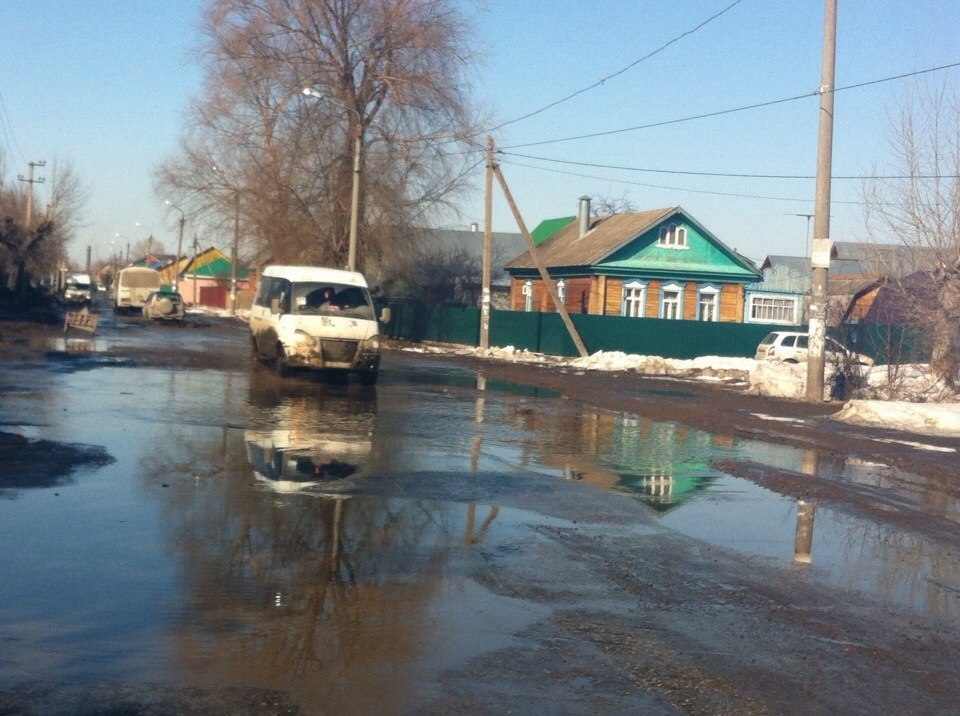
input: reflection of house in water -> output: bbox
[511,407,730,513]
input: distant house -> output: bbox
[752,242,937,326]
[409,225,526,308]
[132,253,178,272]
[504,200,760,322]
[174,247,252,308]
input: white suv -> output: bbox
[755,331,874,367]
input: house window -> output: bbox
[658,223,687,248]
[749,295,798,324]
[523,280,533,312]
[621,280,646,318]
[660,283,683,319]
[697,286,719,321]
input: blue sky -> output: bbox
[1,1,959,266]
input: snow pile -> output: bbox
[749,361,808,399]
[833,400,960,436]
[861,363,960,402]
[566,350,754,380]
[185,306,250,322]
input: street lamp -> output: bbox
[134,222,156,260]
[302,86,364,272]
[165,200,186,292]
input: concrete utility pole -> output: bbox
[17,161,46,229]
[192,234,200,306]
[85,245,91,274]
[166,200,186,293]
[806,0,837,403]
[347,125,363,272]
[480,137,494,349]
[230,191,240,314]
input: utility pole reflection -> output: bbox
[794,499,816,564]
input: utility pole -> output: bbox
[192,234,200,306]
[788,213,814,255]
[480,137,494,349]
[492,163,589,358]
[175,214,185,293]
[17,160,46,229]
[347,125,363,272]
[230,191,239,314]
[85,245,91,275]
[806,0,837,403]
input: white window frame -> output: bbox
[697,285,720,322]
[657,223,688,248]
[748,293,798,324]
[660,282,684,320]
[522,280,533,312]
[621,280,646,317]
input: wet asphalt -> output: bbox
[2,298,960,712]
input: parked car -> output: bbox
[755,331,874,366]
[142,290,186,322]
[63,272,92,306]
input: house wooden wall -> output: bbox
[511,276,746,322]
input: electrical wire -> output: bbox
[0,88,27,164]
[488,0,743,133]
[500,59,960,150]
[499,150,960,180]
[498,158,868,205]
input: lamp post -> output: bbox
[134,222,156,261]
[165,201,186,293]
[302,86,364,272]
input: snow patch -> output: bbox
[833,400,960,437]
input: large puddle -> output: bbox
[1,352,959,708]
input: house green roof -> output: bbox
[531,216,575,246]
[191,256,251,279]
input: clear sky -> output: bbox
[1,1,959,267]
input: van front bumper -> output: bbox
[286,337,380,372]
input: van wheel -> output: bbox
[784,358,799,364]
[250,338,262,365]
[275,345,291,377]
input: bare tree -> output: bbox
[592,193,637,217]
[864,84,960,387]
[157,0,484,278]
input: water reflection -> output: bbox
[132,375,524,712]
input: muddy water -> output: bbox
[2,352,960,709]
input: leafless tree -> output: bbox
[0,158,86,302]
[864,84,960,387]
[157,0,484,279]
[592,193,637,217]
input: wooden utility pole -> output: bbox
[480,137,494,349]
[806,0,837,402]
[492,164,589,358]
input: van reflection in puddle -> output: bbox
[245,432,367,494]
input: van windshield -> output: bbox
[291,282,374,320]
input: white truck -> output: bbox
[63,273,93,306]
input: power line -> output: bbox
[498,158,867,205]
[499,150,960,180]
[500,59,960,150]
[488,0,743,133]
[0,88,27,164]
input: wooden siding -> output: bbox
[605,277,623,316]
[645,280,660,318]
[720,283,744,322]
[683,282,697,320]
[590,275,606,315]
[510,277,525,311]
[564,277,591,314]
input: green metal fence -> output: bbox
[382,303,805,359]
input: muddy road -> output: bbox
[2,301,960,714]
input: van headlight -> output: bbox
[361,335,380,352]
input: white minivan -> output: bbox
[114,266,162,313]
[249,265,386,383]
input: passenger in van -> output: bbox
[305,287,340,312]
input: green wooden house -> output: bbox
[506,202,760,322]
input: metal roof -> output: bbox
[505,207,678,270]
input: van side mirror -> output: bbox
[379,307,391,324]
[270,297,282,314]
